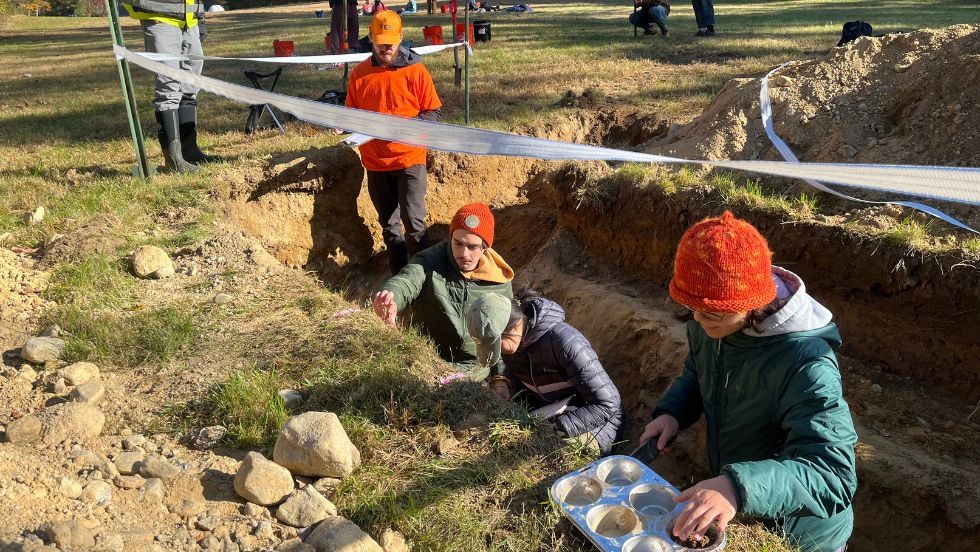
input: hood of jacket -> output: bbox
[519,296,566,348]
[743,266,835,339]
[372,46,422,68]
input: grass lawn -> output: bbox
[1,1,979,550]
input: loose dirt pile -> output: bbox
[0,249,50,353]
[648,24,980,225]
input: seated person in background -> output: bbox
[630,0,670,36]
[466,291,625,454]
[373,203,514,381]
[397,0,417,13]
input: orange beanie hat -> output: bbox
[449,202,495,247]
[669,211,776,313]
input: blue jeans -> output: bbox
[629,5,668,33]
[692,0,715,28]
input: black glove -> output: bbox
[198,20,208,43]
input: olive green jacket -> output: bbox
[381,242,513,380]
[654,274,857,552]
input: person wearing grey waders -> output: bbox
[123,0,214,173]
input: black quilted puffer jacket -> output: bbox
[503,296,624,452]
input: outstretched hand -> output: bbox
[638,414,680,452]
[372,291,397,326]
[672,475,738,543]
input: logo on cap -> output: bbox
[464,215,480,229]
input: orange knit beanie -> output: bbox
[668,211,776,313]
[449,202,495,247]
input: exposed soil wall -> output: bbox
[551,165,980,399]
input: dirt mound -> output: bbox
[651,25,980,166]
[0,249,50,353]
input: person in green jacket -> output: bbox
[639,211,857,552]
[372,202,514,381]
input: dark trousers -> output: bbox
[692,0,715,28]
[330,1,360,53]
[367,164,430,274]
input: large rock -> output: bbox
[46,519,95,550]
[137,455,182,483]
[70,381,106,405]
[234,451,294,506]
[305,517,383,552]
[273,412,361,478]
[61,362,100,385]
[81,480,113,506]
[275,485,337,528]
[39,403,105,444]
[132,245,174,279]
[21,336,66,364]
[4,414,42,444]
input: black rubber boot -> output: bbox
[155,110,199,174]
[177,105,215,165]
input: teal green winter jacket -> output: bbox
[381,242,514,380]
[654,268,858,552]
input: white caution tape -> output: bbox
[116,45,980,213]
[760,63,976,233]
[138,42,469,65]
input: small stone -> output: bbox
[61,362,100,385]
[52,377,68,394]
[39,403,105,444]
[4,414,42,444]
[274,485,337,528]
[871,384,883,393]
[46,519,95,550]
[894,62,912,73]
[242,501,269,518]
[17,366,38,383]
[841,144,858,158]
[70,381,106,405]
[234,451,294,506]
[81,480,113,506]
[213,293,233,305]
[115,451,144,475]
[100,533,125,552]
[195,516,219,532]
[21,336,66,364]
[380,528,409,552]
[138,455,182,483]
[278,389,303,409]
[305,517,383,552]
[772,75,793,87]
[123,434,147,450]
[141,478,165,503]
[58,477,83,499]
[191,425,228,450]
[24,206,46,225]
[432,436,458,456]
[312,477,342,499]
[171,498,206,518]
[113,474,145,490]
[253,521,275,539]
[132,245,174,279]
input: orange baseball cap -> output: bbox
[370,11,403,46]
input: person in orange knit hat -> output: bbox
[343,10,443,275]
[372,202,514,381]
[639,211,857,552]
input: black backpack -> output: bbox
[837,20,873,46]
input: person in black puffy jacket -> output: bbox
[465,290,625,453]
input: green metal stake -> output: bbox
[105,0,152,178]
[464,7,470,125]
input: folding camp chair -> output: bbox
[244,67,286,134]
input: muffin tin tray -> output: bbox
[549,455,725,551]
